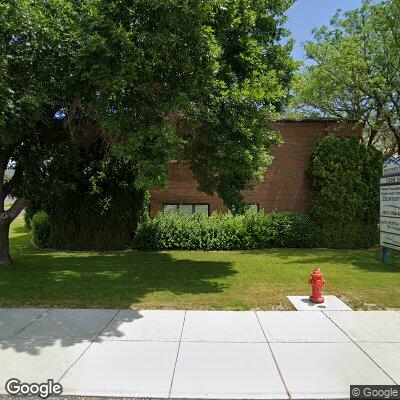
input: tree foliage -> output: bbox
[27,138,146,250]
[0,0,295,263]
[74,0,296,209]
[291,0,400,155]
[0,0,78,197]
[0,0,80,264]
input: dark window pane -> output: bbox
[164,204,178,213]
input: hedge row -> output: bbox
[30,202,144,251]
[132,211,323,250]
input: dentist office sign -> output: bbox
[380,156,400,260]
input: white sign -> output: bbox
[380,175,400,185]
[380,158,400,252]
[380,231,400,250]
[380,184,400,217]
[380,217,400,235]
[382,155,400,176]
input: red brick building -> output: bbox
[150,118,362,216]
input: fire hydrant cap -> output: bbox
[311,268,322,276]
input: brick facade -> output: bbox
[150,119,362,216]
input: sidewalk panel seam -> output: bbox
[322,311,398,385]
[254,311,291,400]
[57,308,121,383]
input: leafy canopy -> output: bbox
[1,0,295,212]
[0,0,80,199]
[290,0,400,155]
[71,0,296,209]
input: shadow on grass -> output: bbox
[0,225,236,355]
[0,248,233,353]
[5,229,236,308]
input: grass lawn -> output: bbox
[1,218,399,310]
[4,199,14,210]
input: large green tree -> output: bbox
[291,0,400,155]
[74,0,295,206]
[0,0,295,265]
[0,0,80,265]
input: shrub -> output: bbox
[28,189,146,251]
[31,212,52,248]
[25,197,42,230]
[308,135,382,248]
[133,211,322,250]
[27,139,147,251]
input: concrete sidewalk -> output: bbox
[0,308,399,399]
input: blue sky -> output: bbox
[285,0,368,61]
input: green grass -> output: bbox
[1,218,399,310]
[4,199,14,210]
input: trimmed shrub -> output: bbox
[308,135,382,248]
[31,211,51,248]
[133,211,322,250]
[28,189,146,251]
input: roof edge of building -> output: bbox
[276,117,361,124]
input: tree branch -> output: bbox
[0,197,28,223]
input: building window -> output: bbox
[246,204,260,213]
[194,204,209,215]
[163,204,178,214]
[180,204,193,217]
[163,204,210,216]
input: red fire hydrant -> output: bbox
[309,268,326,303]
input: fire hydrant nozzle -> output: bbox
[309,268,326,304]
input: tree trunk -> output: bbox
[0,198,28,266]
[396,134,400,155]
[0,219,12,266]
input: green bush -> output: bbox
[133,211,322,250]
[29,189,146,251]
[25,197,42,230]
[308,135,382,248]
[31,212,51,248]
[28,189,146,251]
[27,138,146,251]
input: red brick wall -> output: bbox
[150,119,362,215]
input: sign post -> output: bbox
[380,156,400,262]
